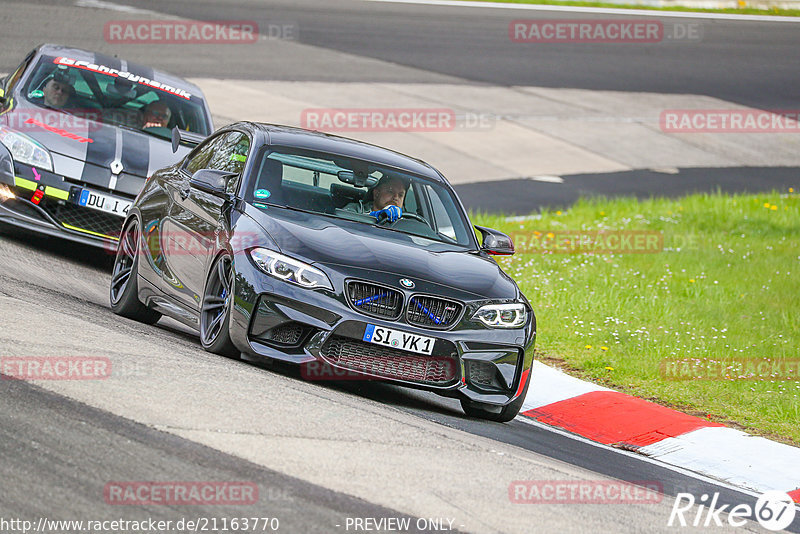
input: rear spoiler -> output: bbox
[171,127,206,153]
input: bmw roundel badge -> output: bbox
[399,278,415,289]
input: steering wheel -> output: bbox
[379,211,428,226]
[397,212,428,224]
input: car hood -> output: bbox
[3,105,188,194]
[244,206,519,300]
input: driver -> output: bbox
[141,101,172,129]
[35,69,76,109]
[346,174,409,223]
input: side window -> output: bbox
[404,184,418,214]
[207,132,250,175]
[185,135,221,175]
[185,131,240,175]
[184,131,250,195]
[424,184,457,241]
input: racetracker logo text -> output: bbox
[660,358,800,381]
[301,108,458,132]
[300,359,456,381]
[104,481,259,505]
[661,109,800,133]
[0,357,111,380]
[104,20,259,44]
[509,480,664,504]
[6,109,104,134]
[104,230,261,256]
[511,230,664,254]
[509,20,702,43]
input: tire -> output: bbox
[109,218,162,325]
[460,369,531,423]
[200,252,239,358]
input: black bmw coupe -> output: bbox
[110,122,536,421]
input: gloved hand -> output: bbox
[370,205,402,223]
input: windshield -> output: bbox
[246,147,475,248]
[21,55,211,138]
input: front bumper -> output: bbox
[0,160,128,248]
[228,258,536,407]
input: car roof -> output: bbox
[234,122,448,184]
[33,43,203,97]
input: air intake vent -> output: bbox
[406,295,463,329]
[346,281,403,320]
[264,322,307,346]
[467,360,497,387]
[320,336,457,385]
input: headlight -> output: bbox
[250,248,333,290]
[473,303,527,328]
[0,127,54,172]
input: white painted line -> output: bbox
[649,167,680,174]
[74,0,164,15]
[639,426,800,494]
[365,0,800,22]
[530,175,564,183]
[521,360,610,411]
[515,416,782,502]
[520,360,800,501]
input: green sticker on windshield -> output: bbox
[254,189,271,199]
[29,90,44,98]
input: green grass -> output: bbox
[464,0,800,16]
[472,189,800,444]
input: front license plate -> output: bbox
[77,188,131,218]
[363,324,435,355]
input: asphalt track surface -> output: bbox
[3,0,797,210]
[1,229,794,532]
[22,0,800,109]
[456,166,800,214]
[1,1,799,532]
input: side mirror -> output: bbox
[475,225,514,256]
[189,169,236,198]
[171,126,207,153]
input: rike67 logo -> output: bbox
[668,491,796,531]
